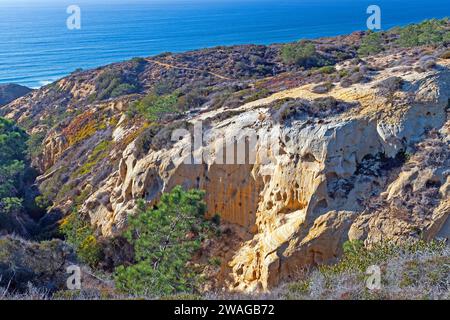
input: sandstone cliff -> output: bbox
[80,57,450,291]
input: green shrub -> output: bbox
[74,186,93,207]
[358,31,384,56]
[110,83,138,98]
[0,117,50,234]
[0,197,23,214]
[114,186,217,296]
[338,69,349,78]
[91,69,140,101]
[177,89,208,110]
[209,257,222,267]
[127,92,180,121]
[60,210,102,267]
[243,88,271,103]
[280,41,327,68]
[0,117,28,201]
[314,66,336,74]
[131,57,146,64]
[358,18,450,55]
[159,293,204,300]
[34,195,52,210]
[41,109,72,129]
[0,117,28,165]
[27,131,46,158]
[153,79,178,96]
[0,160,25,199]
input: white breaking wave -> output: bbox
[30,79,54,89]
[39,80,53,86]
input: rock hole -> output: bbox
[425,179,441,189]
[313,199,328,213]
[302,153,317,163]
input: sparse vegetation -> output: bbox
[284,240,449,300]
[311,82,334,94]
[134,121,191,156]
[0,236,77,293]
[242,88,272,103]
[62,111,110,146]
[375,76,404,95]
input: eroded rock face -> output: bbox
[79,59,450,291]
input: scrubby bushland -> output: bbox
[0,236,77,293]
[280,41,330,68]
[114,186,218,296]
[395,18,450,47]
[283,240,449,300]
[357,18,450,58]
[88,60,145,102]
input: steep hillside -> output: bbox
[0,19,449,296]
[0,84,31,106]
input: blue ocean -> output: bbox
[0,0,448,88]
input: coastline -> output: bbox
[1,0,448,88]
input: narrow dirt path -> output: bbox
[146,58,234,81]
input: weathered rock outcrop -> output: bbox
[80,58,450,291]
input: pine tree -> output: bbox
[115,186,215,296]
